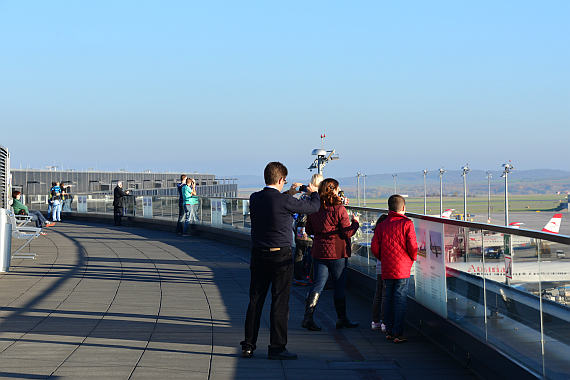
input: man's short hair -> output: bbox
[388,194,406,212]
[180,174,187,181]
[264,162,288,185]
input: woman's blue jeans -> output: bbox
[308,257,347,299]
[51,201,62,221]
[383,278,409,335]
[183,204,199,233]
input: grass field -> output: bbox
[358,194,568,215]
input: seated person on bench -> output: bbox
[12,191,55,230]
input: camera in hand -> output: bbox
[299,185,308,192]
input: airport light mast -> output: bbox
[501,162,514,226]
[422,169,429,214]
[356,172,364,206]
[486,171,492,223]
[438,167,445,216]
[392,174,397,194]
[461,165,470,221]
[363,174,367,206]
[307,134,339,177]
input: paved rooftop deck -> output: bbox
[1,221,479,380]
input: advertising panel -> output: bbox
[414,219,447,318]
[142,196,153,218]
[77,196,87,213]
[211,199,223,227]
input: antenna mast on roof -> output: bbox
[308,134,339,176]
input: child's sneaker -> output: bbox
[380,323,386,331]
[393,334,407,343]
[385,331,393,340]
[371,321,382,330]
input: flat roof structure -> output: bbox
[1,221,479,380]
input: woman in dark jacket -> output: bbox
[302,178,360,331]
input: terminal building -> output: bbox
[10,168,238,198]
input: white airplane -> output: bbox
[468,214,563,250]
[441,209,454,218]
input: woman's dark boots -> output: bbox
[301,292,322,331]
[334,298,359,329]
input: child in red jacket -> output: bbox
[371,194,417,343]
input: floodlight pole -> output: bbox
[438,167,445,216]
[486,171,492,223]
[461,165,470,221]
[502,162,514,226]
[392,174,397,194]
[363,174,367,206]
[422,169,429,214]
[356,172,363,206]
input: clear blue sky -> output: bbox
[2,1,568,181]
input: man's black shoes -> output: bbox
[241,348,254,358]
[268,349,297,360]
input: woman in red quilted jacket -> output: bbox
[301,178,360,331]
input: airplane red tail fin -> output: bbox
[542,214,563,234]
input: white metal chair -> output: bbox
[8,200,33,227]
[9,208,34,227]
[7,211,39,259]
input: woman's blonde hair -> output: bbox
[310,173,324,186]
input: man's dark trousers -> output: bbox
[176,202,184,233]
[242,247,293,353]
[114,206,124,226]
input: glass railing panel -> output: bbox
[201,198,212,226]
[481,231,543,378]
[221,199,234,228]
[347,208,384,279]
[151,196,162,218]
[241,199,251,232]
[539,238,570,380]
[446,227,488,340]
[224,199,247,231]
[86,195,98,213]
[28,195,48,212]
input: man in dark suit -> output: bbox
[241,162,320,360]
[113,181,130,226]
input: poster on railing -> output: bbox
[142,196,153,218]
[211,199,223,227]
[77,196,87,213]
[413,219,447,318]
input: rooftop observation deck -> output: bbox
[1,221,478,380]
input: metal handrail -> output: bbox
[70,192,570,245]
[205,196,570,244]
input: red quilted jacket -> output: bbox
[371,211,418,279]
[306,205,359,259]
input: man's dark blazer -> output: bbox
[249,187,320,249]
[113,186,129,208]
